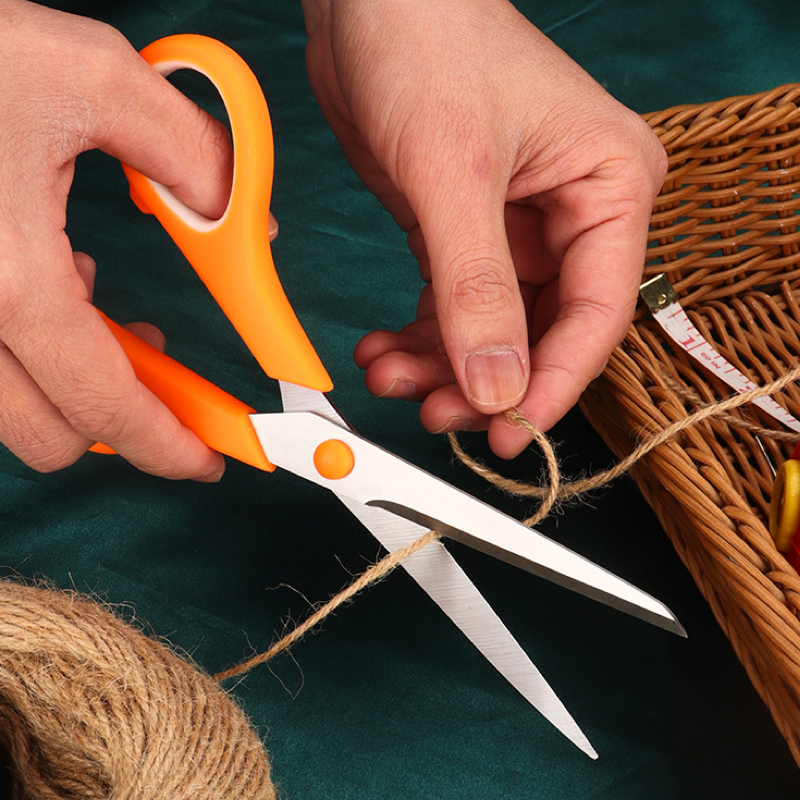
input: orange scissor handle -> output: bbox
[124,34,332,393]
[97,313,274,471]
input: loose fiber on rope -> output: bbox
[0,582,275,800]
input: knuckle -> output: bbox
[79,23,133,76]
[71,26,144,144]
[615,112,669,193]
[24,437,86,474]
[625,131,668,193]
[449,258,517,317]
[645,131,669,189]
[2,414,87,473]
[61,397,129,447]
[53,22,130,103]
[181,104,230,169]
[0,268,34,339]
[54,359,140,448]
[571,295,630,339]
[200,112,233,167]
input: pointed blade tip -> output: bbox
[577,737,599,760]
[544,716,597,760]
[668,617,688,639]
[643,603,686,638]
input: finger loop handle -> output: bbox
[124,34,332,393]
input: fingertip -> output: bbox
[360,350,418,399]
[192,454,226,483]
[168,110,233,220]
[81,317,224,481]
[122,321,166,352]
[89,436,225,483]
[353,330,394,369]
[372,377,421,401]
[426,415,477,435]
[362,349,456,401]
[125,426,227,483]
[429,255,530,416]
[486,414,535,460]
[419,385,491,434]
[72,252,97,299]
[354,326,440,370]
[463,346,528,414]
[91,48,234,222]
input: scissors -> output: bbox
[98,34,684,759]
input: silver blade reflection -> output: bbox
[275,381,597,755]
[339,497,598,758]
[255,385,684,638]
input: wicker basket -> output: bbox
[579,84,800,765]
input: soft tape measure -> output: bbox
[640,274,800,432]
[640,274,800,567]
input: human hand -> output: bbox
[0,1,244,479]
[303,0,666,458]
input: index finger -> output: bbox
[487,209,649,459]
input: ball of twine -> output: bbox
[0,581,275,800]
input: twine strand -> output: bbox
[213,529,441,682]
[450,363,800,509]
[661,372,798,441]
[215,362,800,681]
[447,412,562,525]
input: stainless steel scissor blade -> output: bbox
[253,383,685,638]
[338,497,598,758]
[275,381,597,757]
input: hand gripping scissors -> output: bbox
[99,34,684,759]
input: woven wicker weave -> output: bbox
[579,83,800,766]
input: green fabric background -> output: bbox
[3,1,800,797]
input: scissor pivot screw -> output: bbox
[313,439,355,480]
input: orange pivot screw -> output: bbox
[313,439,355,480]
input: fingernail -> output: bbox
[430,417,473,434]
[465,347,526,409]
[195,465,225,484]
[376,378,418,400]
[268,214,279,241]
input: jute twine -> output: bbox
[2,363,798,797]
[0,582,275,800]
[216,361,800,681]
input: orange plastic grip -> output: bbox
[99,313,274,472]
[124,35,332,393]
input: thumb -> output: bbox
[82,30,233,219]
[418,187,530,416]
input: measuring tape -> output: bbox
[639,274,800,433]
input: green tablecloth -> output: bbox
[4,1,800,796]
